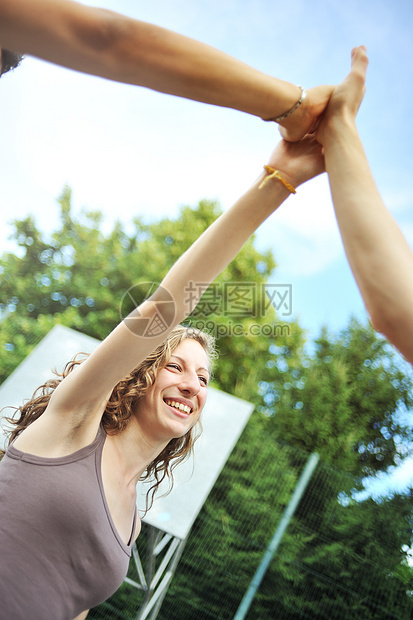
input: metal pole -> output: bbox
[133,527,188,620]
[233,452,320,620]
[135,526,159,620]
[148,538,188,620]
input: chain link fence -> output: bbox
[1,324,411,619]
[90,425,413,619]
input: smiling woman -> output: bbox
[0,97,326,618]
[3,325,215,510]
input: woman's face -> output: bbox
[135,338,210,441]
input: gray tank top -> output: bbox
[0,426,136,620]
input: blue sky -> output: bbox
[1,0,413,338]
[1,0,413,491]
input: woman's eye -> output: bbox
[167,363,180,371]
[199,376,208,386]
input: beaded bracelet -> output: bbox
[263,86,307,123]
[258,166,296,194]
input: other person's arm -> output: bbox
[0,0,332,140]
[317,46,413,363]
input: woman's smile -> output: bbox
[163,397,193,416]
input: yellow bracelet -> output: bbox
[258,166,297,194]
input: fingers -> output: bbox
[278,84,335,143]
[278,117,317,143]
[278,120,305,142]
[344,45,368,114]
[352,45,368,68]
[350,45,369,84]
[277,48,368,144]
[314,46,369,145]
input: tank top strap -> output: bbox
[94,426,135,554]
[127,504,138,546]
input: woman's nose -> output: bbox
[179,372,200,395]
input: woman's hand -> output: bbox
[316,46,368,146]
[266,133,325,190]
[277,84,335,142]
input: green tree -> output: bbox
[0,187,305,398]
[1,190,412,619]
[266,319,413,476]
[253,319,413,619]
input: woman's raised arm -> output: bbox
[48,135,325,427]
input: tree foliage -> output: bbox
[1,189,412,619]
[264,321,413,476]
[0,187,300,377]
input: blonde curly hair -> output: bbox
[1,325,216,508]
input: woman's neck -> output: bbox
[106,418,169,489]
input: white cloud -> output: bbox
[255,175,343,276]
[2,0,413,333]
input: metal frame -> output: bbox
[124,525,188,620]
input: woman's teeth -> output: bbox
[165,399,191,415]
